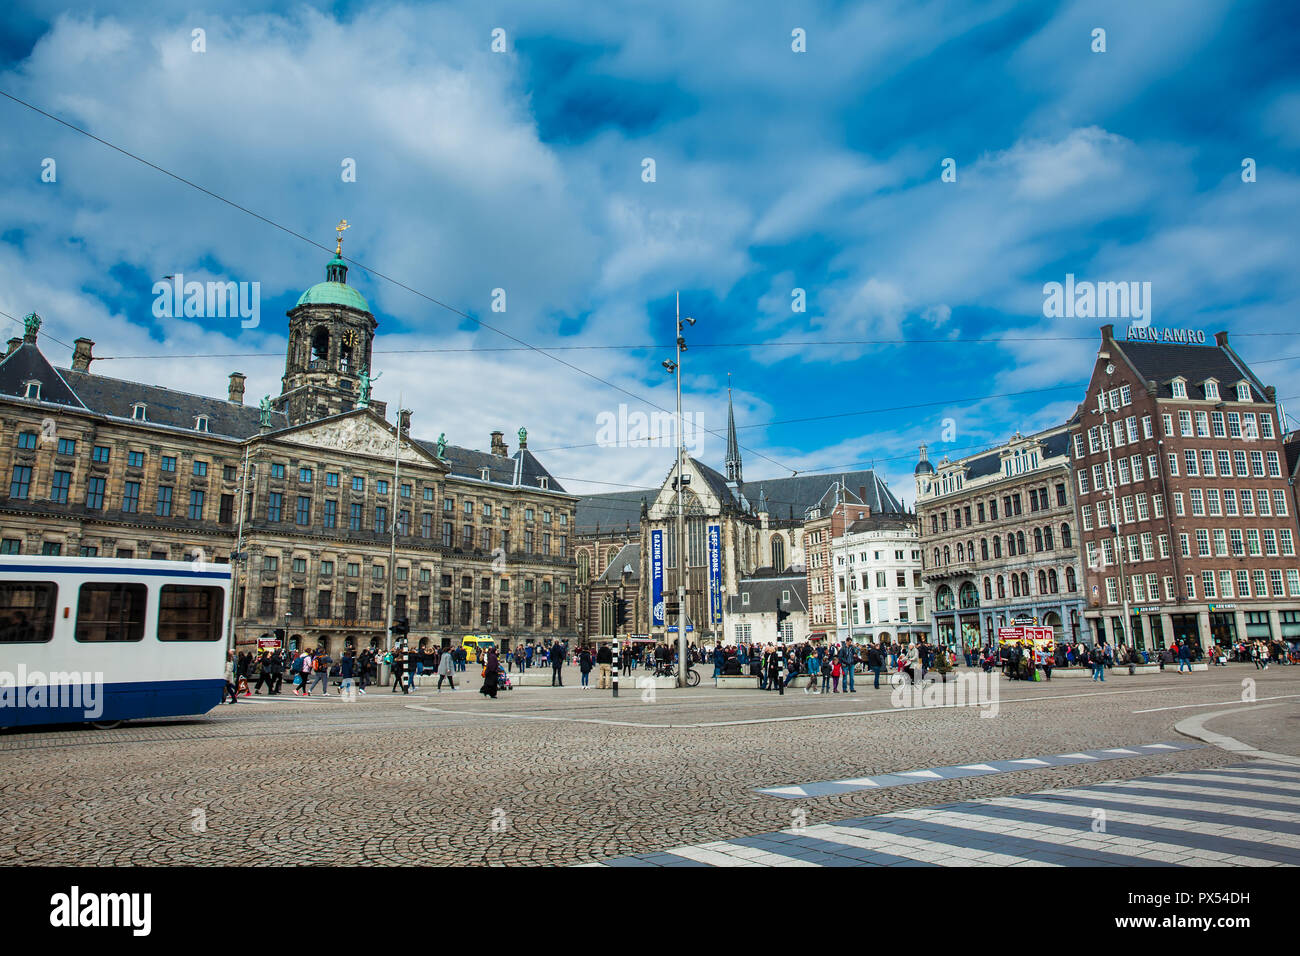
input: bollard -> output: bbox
[612,641,620,698]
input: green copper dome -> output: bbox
[295,256,370,313]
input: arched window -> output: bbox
[936,585,955,611]
[1048,568,1059,593]
[967,540,975,563]
[771,536,786,572]
[1006,534,1015,556]
[980,538,989,560]
[1044,526,1054,550]
[1066,566,1077,591]
[311,326,330,363]
[1017,531,1026,554]
[933,548,940,567]
[956,542,964,562]
[1038,570,1047,594]
[993,536,1002,558]
[1011,575,1020,597]
[959,582,979,609]
[943,545,951,565]
[577,551,590,585]
[984,576,992,600]
[996,575,1005,598]
[1034,528,1044,551]
[1061,523,1072,548]
[1021,572,1030,595]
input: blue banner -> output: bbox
[708,524,722,625]
[651,529,664,626]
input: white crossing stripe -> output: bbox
[1057,753,1099,760]
[975,795,1293,862]
[668,843,812,867]
[1061,788,1300,831]
[959,764,999,772]
[1165,771,1300,794]
[1103,748,1140,754]
[899,770,944,778]
[762,786,809,797]
[1008,758,1050,766]
[804,823,1061,867]
[838,778,881,787]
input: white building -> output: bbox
[725,571,809,645]
[831,514,929,645]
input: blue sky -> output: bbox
[2,0,1298,505]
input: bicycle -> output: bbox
[667,662,701,687]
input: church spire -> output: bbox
[725,374,742,485]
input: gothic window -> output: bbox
[311,326,330,365]
[771,535,786,572]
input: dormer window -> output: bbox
[132,403,147,421]
[538,476,549,490]
[194,415,209,433]
[1170,379,1187,399]
[1204,380,1219,401]
[22,380,40,400]
[1236,383,1251,402]
[481,468,490,481]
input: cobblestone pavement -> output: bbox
[1,664,1297,866]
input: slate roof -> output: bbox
[575,489,646,533]
[1285,433,1300,481]
[409,439,567,494]
[0,341,284,439]
[595,543,641,584]
[1116,339,1264,401]
[947,426,1073,480]
[845,512,918,535]
[726,573,808,615]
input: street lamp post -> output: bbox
[664,293,695,687]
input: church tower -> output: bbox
[725,379,743,488]
[278,221,383,425]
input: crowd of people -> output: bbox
[220,631,1298,704]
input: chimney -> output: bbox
[1214,330,1230,348]
[1100,323,1114,346]
[399,409,412,434]
[490,430,507,456]
[227,371,246,404]
[5,338,21,357]
[72,337,95,372]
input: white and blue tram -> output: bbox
[0,556,230,729]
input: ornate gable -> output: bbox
[268,410,447,470]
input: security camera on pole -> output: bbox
[663,294,696,688]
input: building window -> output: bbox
[9,465,32,500]
[189,490,205,520]
[50,470,71,504]
[267,492,282,522]
[161,455,176,472]
[121,481,140,513]
[156,485,173,516]
[296,496,311,525]
[85,476,106,509]
[92,445,111,463]
[350,503,363,531]
[324,499,337,529]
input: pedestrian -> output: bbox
[253,651,275,695]
[223,651,240,704]
[820,652,832,693]
[831,656,842,693]
[480,646,500,698]
[339,648,356,697]
[596,642,612,689]
[840,638,857,693]
[579,645,593,689]
[390,648,409,694]
[551,640,566,687]
[307,649,331,696]
[867,642,883,689]
[436,646,456,691]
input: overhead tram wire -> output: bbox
[0,88,798,475]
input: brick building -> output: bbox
[0,242,577,654]
[1069,324,1300,651]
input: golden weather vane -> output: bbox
[335,219,350,256]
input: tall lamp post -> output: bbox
[663,293,696,687]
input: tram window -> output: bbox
[75,583,147,642]
[158,585,225,641]
[0,582,57,643]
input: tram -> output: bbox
[0,556,230,729]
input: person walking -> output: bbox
[252,651,275,695]
[820,652,833,693]
[1177,640,1192,674]
[596,642,612,690]
[1090,642,1106,682]
[578,645,593,689]
[223,651,240,704]
[307,649,332,696]
[339,649,356,698]
[436,645,456,691]
[867,642,883,689]
[840,638,857,693]
[480,646,500,698]
[550,640,566,687]
[390,648,409,694]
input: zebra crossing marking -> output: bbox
[755,740,1202,798]
[591,759,1300,868]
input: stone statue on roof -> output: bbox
[259,395,272,427]
[23,312,40,338]
[517,426,527,448]
[436,432,447,459]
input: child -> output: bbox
[831,657,842,693]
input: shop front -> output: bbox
[1170,613,1201,648]
[1209,610,1238,646]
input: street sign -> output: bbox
[257,638,281,650]
[666,625,694,633]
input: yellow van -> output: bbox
[461,635,496,663]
